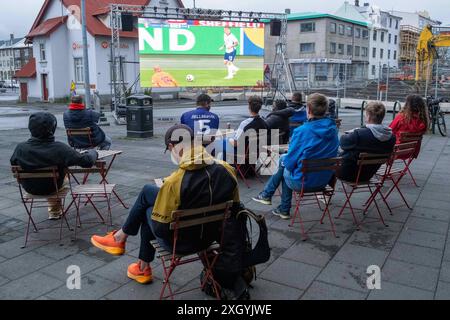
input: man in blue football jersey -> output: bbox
[181,94,220,136]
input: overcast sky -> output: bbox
[1,0,449,39]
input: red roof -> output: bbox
[27,0,185,41]
[27,16,67,39]
[14,58,37,79]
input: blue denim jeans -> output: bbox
[260,155,302,214]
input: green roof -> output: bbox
[287,12,368,27]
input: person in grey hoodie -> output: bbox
[338,101,396,182]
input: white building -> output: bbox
[15,0,185,103]
[335,1,402,79]
[390,10,441,30]
[0,36,33,82]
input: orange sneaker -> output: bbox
[127,263,153,284]
[90,231,126,256]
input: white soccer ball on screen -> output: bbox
[186,74,195,82]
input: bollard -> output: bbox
[360,100,368,127]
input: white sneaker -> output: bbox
[232,67,240,75]
[224,75,234,80]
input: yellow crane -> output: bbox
[416,25,450,82]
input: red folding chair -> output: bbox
[66,127,94,151]
[234,136,264,188]
[11,166,72,248]
[336,153,392,229]
[399,132,424,187]
[377,141,419,210]
[150,201,233,300]
[66,161,116,239]
[289,158,342,241]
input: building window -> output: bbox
[330,42,337,54]
[394,50,397,60]
[388,49,391,59]
[330,22,337,33]
[338,44,344,55]
[347,45,353,56]
[362,29,369,38]
[380,48,384,59]
[373,30,377,41]
[300,22,315,32]
[372,65,376,76]
[355,46,360,56]
[362,47,368,57]
[372,47,377,58]
[74,57,84,83]
[315,63,328,81]
[293,64,308,81]
[394,35,398,45]
[389,18,393,28]
[395,20,399,29]
[388,33,392,43]
[381,32,385,42]
[355,28,361,38]
[346,26,353,37]
[300,43,315,53]
[39,43,46,61]
[339,24,345,35]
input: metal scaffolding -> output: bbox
[109,4,289,116]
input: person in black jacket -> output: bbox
[11,112,98,220]
[338,101,396,182]
[265,100,295,144]
[63,95,112,150]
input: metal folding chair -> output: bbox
[11,166,72,248]
[66,161,116,239]
[336,153,392,229]
[66,127,94,151]
[234,136,264,188]
[399,132,424,187]
[289,158,342,241]
[377,141,419,210]
[150,201,233,300]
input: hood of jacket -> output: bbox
[178,146,216,171]
[365,124,393,142]
[28,112,57,140]
[307,117,338,140]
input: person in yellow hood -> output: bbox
[90,124,240,284]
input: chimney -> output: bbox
[355,0,360,6]
[285,8,291,14]
[9,33,14,45]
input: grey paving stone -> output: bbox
[412,207,450,222]
[0,272,63,299]
[0,251,56,280]
[367,281,434,300]
[316,260,369,293]
[439,261,450,283]
[35,238,92,260]
[398,229,446,250]
[40,253,106,282]
[382,259,439,292]
[435,281,450,300]
[152,260,204,286]
[348,223,401,251]
[301,281,367,300]
[405,217,449,235]
[333,243,389,267]
[390,243,443,268]
[45,274,122,300]
[0,274,9,286]
[91,255,143,285]
[249,278,303,300]
[0,235,46,259]
[259,257,321,290]
[105,278,177,300]
[281,241,335,267]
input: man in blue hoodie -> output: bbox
[253,93,339,219]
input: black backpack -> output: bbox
[201,206,271,300]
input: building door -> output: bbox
[41,74,48,101]
[20,83,28,103]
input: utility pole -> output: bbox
[81,0,91,109]
[193,0,197,8]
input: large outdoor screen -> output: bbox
[138,18,265,88]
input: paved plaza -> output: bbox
[0,102,450,300]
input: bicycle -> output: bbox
[427,96,448,137]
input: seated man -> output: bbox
[90,124,240,284]
[338,101,396,182]
[265,99,295,145]
[10,112,98,220]
[181,94,219,136]
[63,95,112,150]
[288,92,307,136]
[252,93,339,219]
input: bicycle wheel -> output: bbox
[437,112,447,137]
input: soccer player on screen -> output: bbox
[219,27,239,80]
[151,66,178,88]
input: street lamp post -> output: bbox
[81,0,91,108]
